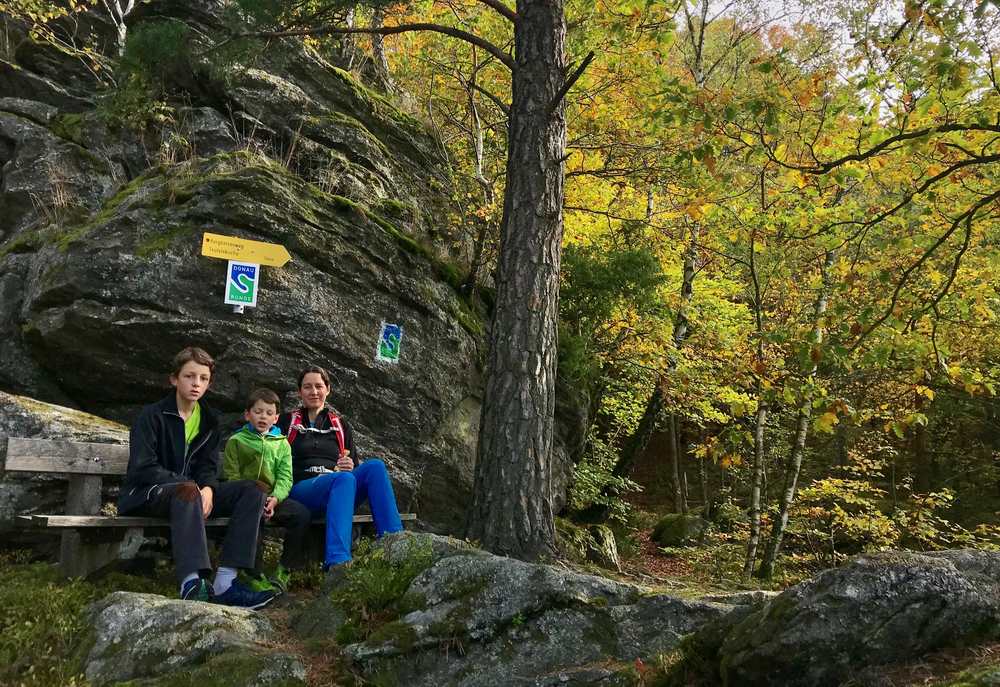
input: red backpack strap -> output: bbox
[328,413,346,455]
[286,409,303,444]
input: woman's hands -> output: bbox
[335,450,354,472]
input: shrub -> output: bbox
[568,429,641,523]
[330,537,434,644]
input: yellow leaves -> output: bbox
[684,202,712,221]
[719,453,743,468]
[814,411,840,434]
[915,386,935,401]
[973,303,995,320]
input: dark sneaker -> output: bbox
[180,577,213,602]
[269,564,291,594]
[213,579,276,610]
[238,569,275,594]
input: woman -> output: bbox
[277,365,403,569]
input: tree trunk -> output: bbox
[742,399,768,578]
[341,7,358,69]
[757,249,835,579]
[668,414,683,512]
[743,230,767,580]
[466,0,566,561]
[699,449,709,514]
[369,7,395,92]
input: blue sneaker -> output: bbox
[212,579,276,610]
[180,577,214,602]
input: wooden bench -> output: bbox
[3,436,416,577]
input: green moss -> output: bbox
[116,652,306,686]
[397,591,428,614]
[938,662,1000,687]
[582,611,620,656]
[136,223,199,257]
[49,113,86,146]
[306,112,392,158]
[375,198,417,222]
[0,562,173,687]
[53,172,155,252]
[0,230,43,258]
[367,621,418,651]
[651,514,709,548]
[445,574,488,600]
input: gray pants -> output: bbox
[136,480,266,582]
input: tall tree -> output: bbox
[466,0,575,559]
[235,0,586,559]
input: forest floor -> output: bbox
[4,533,1000,687]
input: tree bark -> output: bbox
[668,414,683,512]
[757,249,836,579]
[369,7,395,92]
[466,0,567,560]
[743,398,768,578]
[743,229,767,580]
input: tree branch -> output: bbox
[472,82,510,116]
[769,123,1000,174]
[849,189,1000,352]
[547,51,595,116]
[239,23,515,71]
[475,0,518,24]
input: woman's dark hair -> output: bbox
[297,365,331,389]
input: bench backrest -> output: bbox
[3,437,129,476]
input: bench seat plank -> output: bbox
[5,438,129,475]
[18,513,418,528]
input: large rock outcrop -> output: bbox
[83,591,306,686]
[676,550,1000,686]
[298,532,729,686]
[0,3,588,530]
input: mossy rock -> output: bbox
[651,514,709,548]
[115,652,307,686]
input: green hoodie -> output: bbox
[223,425,293,502]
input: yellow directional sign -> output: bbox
[201,232,291,267]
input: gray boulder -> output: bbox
[651,513,709,547]
[309,532,729,686]
[84,591,306,686]
[679,549,1000,686]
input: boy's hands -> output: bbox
[335,449,353,472]
[263,496,278,520]
[200,486,214,519]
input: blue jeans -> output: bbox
[288,459,403,566]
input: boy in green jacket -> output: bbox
[223,388,311,593]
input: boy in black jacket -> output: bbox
[119,347,275,609]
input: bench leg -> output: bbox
[59,527,145,579]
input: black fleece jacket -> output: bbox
[277,407,357,484]
[118,393,222,514]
